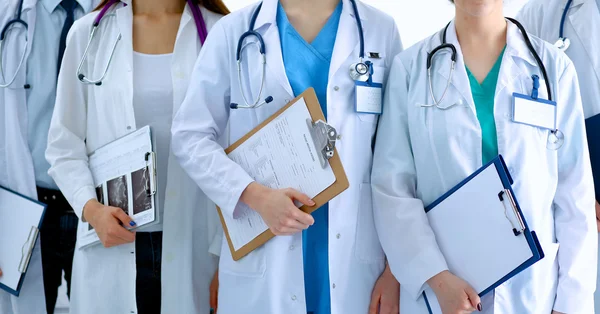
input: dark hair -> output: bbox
[94,0,230,15]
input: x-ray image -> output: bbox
[107,175,129,215]
[132,168,152,215]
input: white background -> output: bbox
[222,0,531,49]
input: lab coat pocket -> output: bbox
[219,238,266,278]
[354,183,385,263]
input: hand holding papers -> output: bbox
[78,126,159,249]
[422,156,544,314]
[219,88,349,260]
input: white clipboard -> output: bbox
[0,185,47,296]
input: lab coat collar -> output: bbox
[42,0,93,15]
[438,19,538,77]
[504,20,537,68]
[254,0,366,30]
[566,0,600,79]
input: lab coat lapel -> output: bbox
[116,3,133,73]
[328,0,361,81]
[568,0,600,81]
[435,21,476,114]
[263,24,294,97]
[496,22,536,99]
[0,0,37,197]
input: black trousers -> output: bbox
[37,187,78,314]
[136,231,163,314]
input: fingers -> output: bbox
[284,189,316,207]
[465,286,481,311]
[368,292,380,314]
[112,207,136,228]
[597,219,600,233]
[0,268,3,277]
[595,202,600,232]
[290,207,315,226]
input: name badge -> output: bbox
[512,93,556,130]
[355,65,383,115]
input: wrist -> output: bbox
[240,182,267,210]
[82,199,101,224]
[427,270,450,293]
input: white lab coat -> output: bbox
[517,2,600,311]
[45,2,223,313]
[1,0,44,313]
[372,21,597,314]
[170,0,403,313]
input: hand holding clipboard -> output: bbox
[240,184,316,236]
[218,88,349,261]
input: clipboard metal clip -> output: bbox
[306,119,337,168]
[144,152,157,196]
[498,189,526,236]
[18,226,39,274]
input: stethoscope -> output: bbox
[77,0,208,86]
[230,0,370,109]
[555,0,573,51]
[0,0,28,88]
[426,18,564,150]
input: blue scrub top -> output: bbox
[277,2,342,313]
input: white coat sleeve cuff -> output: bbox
[220,175,255,219]
[209,232,223,257]
[403,247,449,300]
[554,291,594,313]
[71,185,97,220]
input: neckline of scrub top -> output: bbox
[465,46,507,94]
[276,1,343,62]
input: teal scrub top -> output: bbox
[466,47,505,165]
[277,2,342,314]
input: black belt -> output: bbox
[36,186,75,215]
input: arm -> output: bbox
[371,57,449,299]
[171,22,253,219]
[46,21,134,247]
[45,23,95,219]
[552,63,597,313]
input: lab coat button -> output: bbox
[334,86,340,91]
[291,295,297,301]
[332,283,336,289]
[127,126,132,130]
[336,233,341,239]
[289,245,295,251]
[336,134,342,140]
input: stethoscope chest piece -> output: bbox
[349,61,370,82]
[547,129,565,150]
[554,37,571,51]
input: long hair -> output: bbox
[94,0,230,15]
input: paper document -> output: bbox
[0,186,46,296]
[79,126,158,248]
[226,98,336,250]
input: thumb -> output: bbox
[465,286,481,311]
[112,208,136,228]
[285,189,315,207]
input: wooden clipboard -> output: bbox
[217,88,349,261]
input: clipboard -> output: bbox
[78,126,159,249]
[421,155,544,314]
[218,88,349,261]
[0,185,47,296]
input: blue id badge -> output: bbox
[355,64,383,114]
[512,75,557,130]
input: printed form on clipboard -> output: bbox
[219,88,349,261]
[78,126,159,249]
